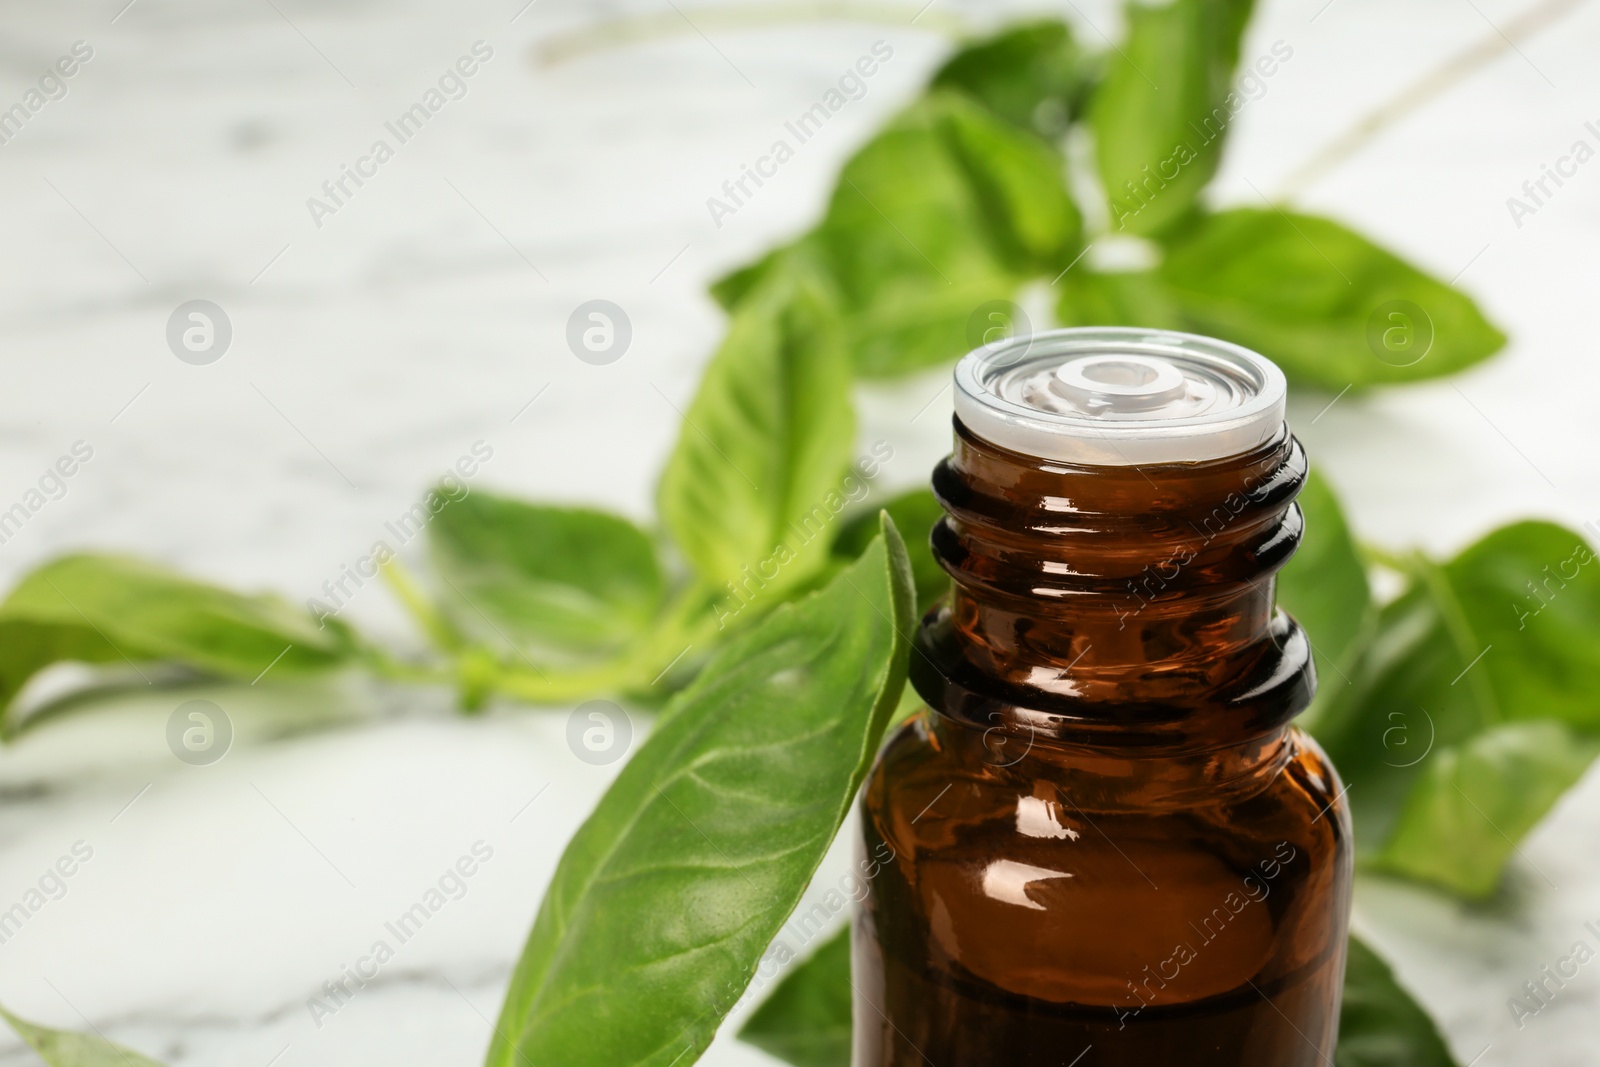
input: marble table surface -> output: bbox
[0,0,1597,1063]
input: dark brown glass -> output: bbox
[853,419,1353,1066]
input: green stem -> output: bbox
[1359,541,1412,574]
[626,580,723,684]
[489,661,640,704]
[380,557,465,652]
[460,580,724,707]
[364,561,730,708]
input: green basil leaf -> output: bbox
[824,91,1081,282]
[484,517,916,1067]
[1335,935,1460,1067]
[0,623,134,738]
[1092,0,1256,236]
[842,271,1029,381]
[834,489,946,614]
[1054,268,1186,331]
[1158,209,1506,389]
[1440,522,1600,727]
[659,252,854,593]
[1277,470,1373,727]
[929,20,1093,139]
[0,554,356,734]
[832,91,1079,287]
[714,93,1082,379]
[738,925,851,1067]
[1371,720,1599,897]
[735,929,1457,1067]
[428,492,664,657]
[0,1004,168,1066]
[1312,521,1600,896]
[710,247,780,311]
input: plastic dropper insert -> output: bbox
[953,327,1288,465]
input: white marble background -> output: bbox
[0,0,1596,1063]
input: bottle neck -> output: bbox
[911,419,1314,756]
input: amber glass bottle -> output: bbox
[853,329,1352,1066]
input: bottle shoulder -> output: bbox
[864,711,1350,856]
[858,715,1352,1008]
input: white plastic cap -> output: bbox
[952,327,1288,465]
